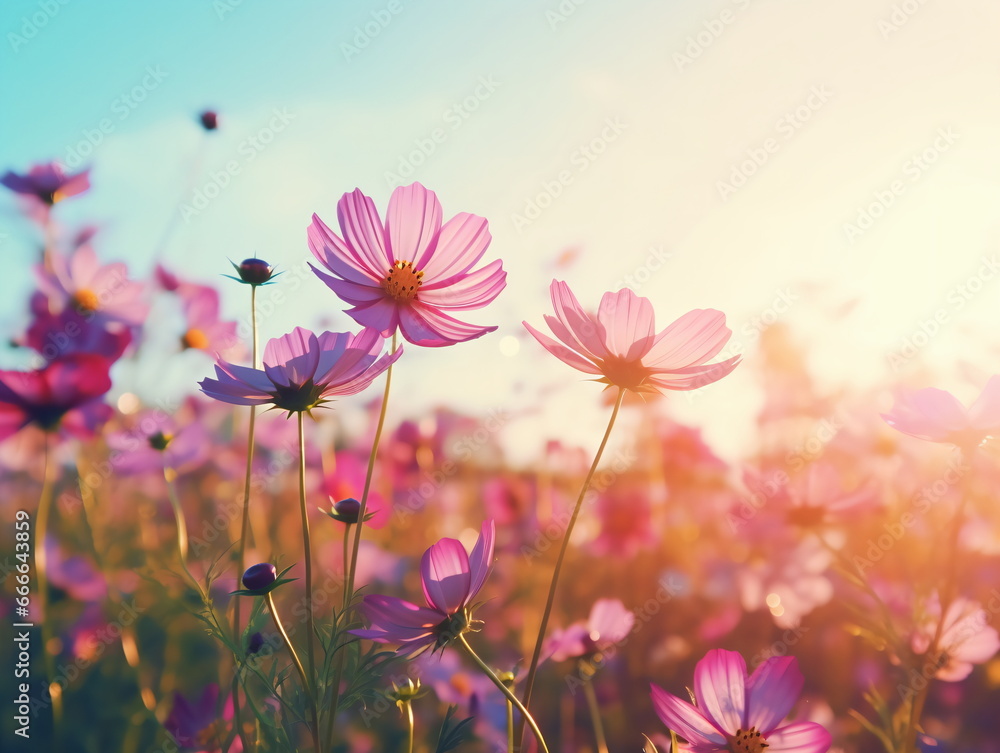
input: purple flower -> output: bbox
[242,563,277,591]
[199,326,401,414]
[23,291,132,363]
[352,520,495,655]
[650,649,831,753]
[545,598,635,662]
[0,354,113,442]
[1,162,90,205]
[308,182,506,347]
[36,245,148,328]
[105,412,209,476]
[179,285,240,357]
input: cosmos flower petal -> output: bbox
[421,538,472,614]
[309,264,385,305]
[386,182,443,265]
[765,722,832,753]
[345,297,403,337]
[650,683,727,746]
[359,594,443,630]
[646,356,742,391]
[399,302,497,347]
[598,289,656,360]
[745,656,804,733]
[466,519,496,603]
[694,649,748,733]
[588,598,635,645]
[881,388,968,442]
[644,309,732,369]
[418,212,491,282]
[337,189,392,274]
[550,281,609,358]
[308,212,381,283]
[418,259,507,310]
[967,374,1000,431]
[522,322,602,375]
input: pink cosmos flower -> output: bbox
[36,245,148,328]
[650,649,831,753]
[199,326,400,413]
[308,182,506,347]
[910,594,1000,681]
[545,598,635,662]
[1,162,90,205]
[524,281,741,394]
[352,520,495,655]
[23,291,132,363]
[105,412,210,476]
[179,285,240,357]
[881,377,1000,449]
[0,354,113,442]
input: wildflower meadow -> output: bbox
[3,3,1000,753]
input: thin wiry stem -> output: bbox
[520,388,625,742]
[265,593,320,752]
[581,673,609,753]
[35,435,63,739]
[459,634,550,753]
[345,332,398,610]
[233,283,260,753]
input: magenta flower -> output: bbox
[179,285,240,356]
[0,354,113,443]
[882,377,1000,449]
[910,594,1000,681]
[308,182,506,347]
[1,162,90,205]
[23,291,132,363]
[650,649,831,753]
[352,520,495,655]
[524,281,741,394]
[546,598,635,662]
[36,246,148,328]
[105,412,209,476]
[199,326,400,413]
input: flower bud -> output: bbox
[334,497,362,524]
[242,563,277,591]
[199,110,219,131]
[228,257,276,286]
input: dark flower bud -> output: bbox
[247,631,265,655]
[226,257,277,286]
[334,497,361,523]
[242,563,277,591]
[199,110,219,131]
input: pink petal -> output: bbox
[466,519,495,603]
[361,594,443,630]
[597,289,656,360]
[968,375,1000,431]
[420,538,472,614]
[418,259,507,310]
[646,355,742,391]
[882,388,967,441]
[337,189,392,274]
[550,281,610,358]
[345,297,402,337]
[694,649,747,733]
[69,246,100,286]
[386,183,442,264]
[522,322,602,375]
[745,656,804,733]
[588,598,634,644]
[263,328,319,387]
[644,309,732,369]
[650,683,726,746]
[310,264,385,306]
[418,212,491,283]
[765,722,832,753]
[308,212,382,283]
[398,302,496,347]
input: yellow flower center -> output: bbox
[182,328,209,350]
[72,288,100,313]
[728,727,769,753]
[382,260,424,302]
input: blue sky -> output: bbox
[4,0,1000,460]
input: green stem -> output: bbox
[35,436,62,738]
[581,673,609,753]
[507,698,515,753]
[233,283,260,753]
[164,469,206,602]
[404,699,415,753]
[458,634,550,753]
[265,593,320,752]
[296,412,317,694]
[345,333,397,612]
[520,388,625,736]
